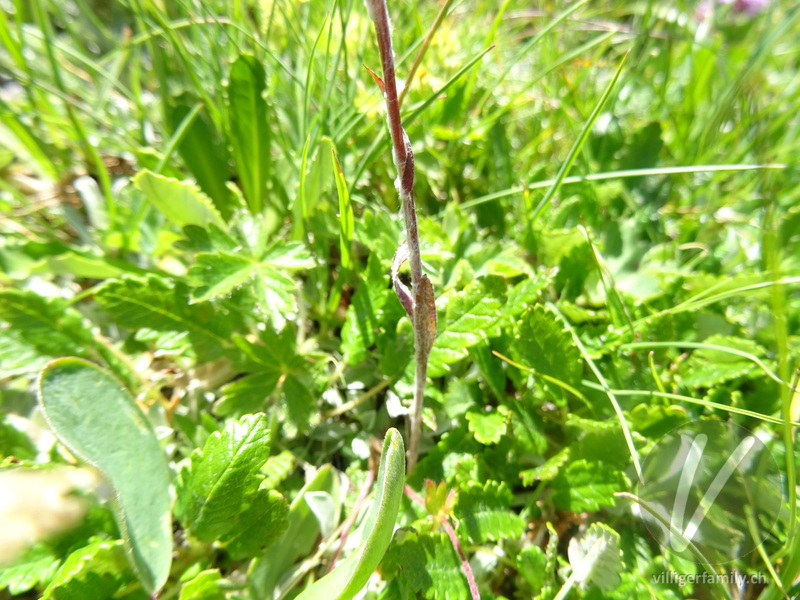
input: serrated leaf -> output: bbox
[568,522,623,592]
[261,241,315,269]
[566,414,631,468]
[215,371,281,417]
[188,252,259,302]
[551,459,628,512]
[175,224,239,254]
[221,489,289,558]
[514,305,582,402]
[0,290,93,370]
[500,271,553,324]
[520,448,571,486]
[380,529,469,600]
[179,569,225,600]
[37,359,173,593]
[175,414,285,547]
[0,544,60,594]
[454,480,525,543]
[465,405,510,445]
[282,373,315,433]
[296,429,405,600]
[428,276,506,377]
[132,169,225,228]
[95,275,232,360]
[229,54,270,214]
[262,449,296,490]
[517,545,547,590]
[535,522,559,600]
[42,539,140,600]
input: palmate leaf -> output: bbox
[567,522,623,592]
[174,414,289,558]
[454,480,526,544]
[187,242,313,304]
[95,275,233,360]
[513,305,582,403]
[428,276,506,377]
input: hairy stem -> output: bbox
[367,0,434,473]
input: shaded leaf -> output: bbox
[228,54,270,214]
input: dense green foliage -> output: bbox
[1,0,799,599]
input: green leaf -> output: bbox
[215,371,281,417]
[95,275,233,360]
[428,276,506,377]
[566,414,632,469]
[517,545,547,591]
[221,489,290,558]
[514,305,582,403]
[0,544,60,594]
[342,253,391,364]
[179,569,225,600]
[454,480,525,544]
[188,252,259,302]
[330,145,354,270]
[228,54,270,214]
[42,539,143,600]
[0,290,93,369]
[167,102,233,221]
[249,465,341,600]
[0,415,37,460]
[380,529,469,600]
[465,405,510,445]
[567,522,623,592]
[37,359,173,593]
[551,459,628,512]
[132,169,225,229]
[296,428,405,600]
[175,413,289,558]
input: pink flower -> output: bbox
[719,0,769,16]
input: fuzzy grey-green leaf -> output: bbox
[37,359,172,593]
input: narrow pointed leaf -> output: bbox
[296,428,405,600]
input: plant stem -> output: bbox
[367,0,434,473]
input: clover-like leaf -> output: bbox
[568,522,623,591]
